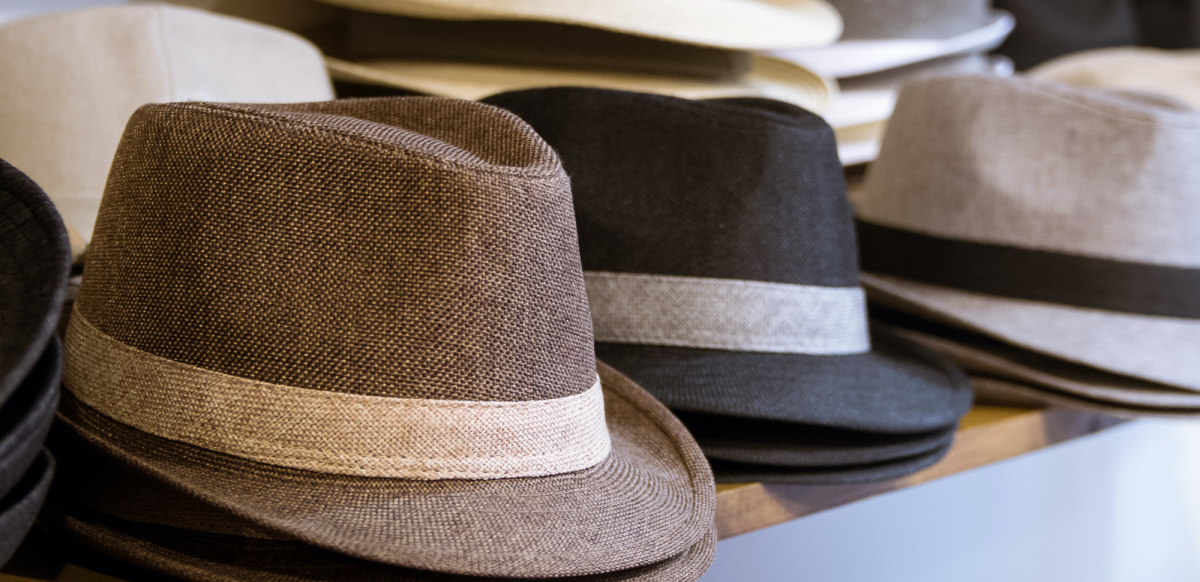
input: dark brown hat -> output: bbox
[56,97,713,579]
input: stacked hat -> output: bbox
[0,159,71,564]
[770,0,1014,164]
[46,96,716,581]
[273,0,840,114]
[0,4,334,251]
[855,73,1200,417]
[483,87,973,484]
[1030,46,1200,109]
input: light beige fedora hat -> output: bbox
[969,377,1200,419]
[874,316,1200,409]
[856,74,1200,392]
[313,0,842,50]
[326,55,835,114]
[0,5,333,245]
[1030,46,1200,110]
[770,0,1013,78]
[827,53,1012,165]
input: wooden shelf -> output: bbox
[1,406,1127,581]
[715,406,1127,540]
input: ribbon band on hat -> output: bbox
[585,271,872,354]
[857,220,1200,319]
[62,311,612,481]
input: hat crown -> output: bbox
[857,74,1200,268]
[484,88,859,289]
[76,98,596,403]
[829,0,989,39]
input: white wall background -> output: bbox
[5,2,1200,580]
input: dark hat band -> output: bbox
[857,220,1200,319]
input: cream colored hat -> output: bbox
[0,5,334,244]
[1030,47,1200,110]
[327,55,835,115]
[827,53,1011,165]
[856,74,1200,392]
[770,0,1013,78]
[315,0,842,50]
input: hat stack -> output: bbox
[0,4,334,253]
[484,87,973,484]
[46,96,716,581]
[855,73,1200,418]
[771,0,1016,165]
[0,159,70,564]
[273,0,841,116]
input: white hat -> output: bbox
[0,5,334,243]
[1030,46,1200,110]
[315,0,843,50]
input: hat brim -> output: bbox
[971,376,1200,419]
[54,361,715,579]
[770,10,1014,78]
[862,272,1200,392]
[0,449,54,564]
[709,436,953,484]
[674,410,956,467]
[43,505,716,582]
[594,324,973,435]
[324,55,834,115]
[0,338,60,497]
[316,0,840,50]
[0,160,70,403]
[882,322,1200,409]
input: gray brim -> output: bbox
[709,435,953,484]
[0,449,54,565]
[0,338,61,498]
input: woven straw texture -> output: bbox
[47,421,715,582]
[77,98,594,403]
[0,158,69,405]
[57,358,714,578]
[64,96,713,577]
[65,313,609,480]
[485,89,973,457]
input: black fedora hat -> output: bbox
[0,338,61,499]
[0,449,54,565]
[482,88,973,481]
[0,158,70,405]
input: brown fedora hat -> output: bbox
[59,97,713,578]
[45,415,716,582]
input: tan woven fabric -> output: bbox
[585,271,870,355]
[64,311,611,480]
[59,96,714,578]
[78,98,595,403]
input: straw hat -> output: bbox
[872,307,1200,410]
[326,55,834,114]
[0,5,333,244]
[770,0,1013,78]
[1031,46,1200,110]
[483,88,972,484]
[58,96,713,578]
[313,0,842,50]
[47,374,716,582]
[856,74,1200,393]
[969,377,1200,419]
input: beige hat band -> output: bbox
[858,220,1200,319]
[62,311,612,480]
[584,271,871,355]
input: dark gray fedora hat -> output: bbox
[0,338,61,499]
[0,449,54,565]
[482,88,973,480]
[0,158,70,406]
